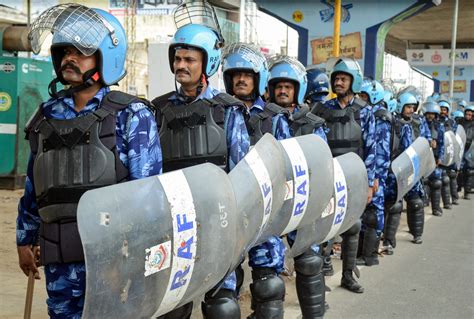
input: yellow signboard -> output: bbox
[311,32,363,65]
[292,10,304,23]
[440,80,466,93]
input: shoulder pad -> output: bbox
[310,101,324,114]
[24,105,44,136]
[305,112,325,127]
[264,102,290,118]
[374,108,392,122]
[151,91,175,110]
[209,93,245,108]
[352,97,367,110]
[102,91,150,112]
[292,104,310,121]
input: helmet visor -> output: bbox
[28,4,114,56]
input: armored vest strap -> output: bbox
[374,108,392,123]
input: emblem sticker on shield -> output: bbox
[145,241,171,277]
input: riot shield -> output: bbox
[455,125,466,169]
[227,133,287,270]
[391,137,436,202]
[277,134,334,236]
[288,153,368,257]
[441,131,456,167]
[78,164,240,318]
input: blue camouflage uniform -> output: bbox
[323,98,376,187]
[371,102,391,235]
[167,85,250,290]
[17,86,162,318]
[247,97,289,273]
[427,119,445,180]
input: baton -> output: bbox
[23,270,35,319]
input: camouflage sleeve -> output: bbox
[362,108,376,187]
[16,154,41,246]
[225,106,250,171]
[420,117,432,141]
[313,126,328,143]
[272,114,292,141]
[437,123,445,160]
[375,120,391,181]
[116,102,163,180]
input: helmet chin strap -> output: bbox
[175,73,207,104]
[48,69,100,99]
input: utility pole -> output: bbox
[448,0,459,99]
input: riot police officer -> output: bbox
[458,105,474,199]
[17,4,162,318]
[305,67,330,104]
[438,99,459,206]
[268,56,329,318]
[312,58,377,293]
[152,6,249,317]
[222,43,290,319]
[423,101,446,216]
[357,80,391,266]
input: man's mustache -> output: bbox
[60,62,81,74]
[176,69,190,75]
[278,93,289,98]
[236,81,247,87]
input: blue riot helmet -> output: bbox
[465,104,474,113]
[383,90,397,113]
[451,110,464,120]
[222,43,268,98]
[422,100,441,115]
[169,1,224,78]
[458,100,467,109]
[438,99,451,112]
[329,57,363,93]
[360,80,384,105]
[29,4,127,88]
[305,67,329,103]
[397,86,422,109]
[396,92,418,114]
[268,56,308,105]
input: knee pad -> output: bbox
[202,289,240,319]
[468,169,474,177]
[251,273,285,302]
[407,197,424,210]
[362,206,378,229]
[294,252,323,277]
[388,201,403,215]
[430,179,442,189]
[442,174,450,186]
[447,170,457,179]
[344,219,361,237]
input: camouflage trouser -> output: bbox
[44,262,85,319]
[370,178,386,236]
[248,235,286,273]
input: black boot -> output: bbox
[382,201,402,255]
[356,228,379,266]
[449,170,459,205]
[423,182,431,207]
[406,196,424,244]
[441,171,452,209]
[430,179,443,216]
[341,221,364,293]
[248,268,285,319]
[322,256,334,276]
[341,270,364,293]
[294,251,326,318]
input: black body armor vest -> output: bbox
[290,104,325,137]
[312,98,365,158]
[26,91,145,265]
[245,102,290,145]
[152,92,244,172]
[459,118,474,151]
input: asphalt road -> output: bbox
[322,197,474,319]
